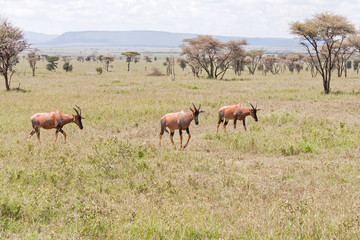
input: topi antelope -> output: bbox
[28,105,84,143]
[159,103,204,149]
[216,102,260,133]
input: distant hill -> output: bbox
[24,31,59,45]
[28,30,301,50]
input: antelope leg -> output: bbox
[183,128,191,148]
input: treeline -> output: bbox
[22,45,360,79]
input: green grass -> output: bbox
[0,59,359,239]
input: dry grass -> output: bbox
[0,58,359,239]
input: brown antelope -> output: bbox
[159,103,204,149]
[28,105,84,143]
[216,102,259,133]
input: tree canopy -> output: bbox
[121,51,140,71]
[0,17,28,91]
[181,35,247,79]
[290,12,356,94]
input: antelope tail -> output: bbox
[160,119,169,134]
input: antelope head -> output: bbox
[248,102,260,122]
[190,103,204,125]
[73,105,84,129]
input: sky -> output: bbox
[1,0,360,38]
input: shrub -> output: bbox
[147,67,164,76]
[63,63,73,72]
[96,67,103,75]
[46,56,59,71]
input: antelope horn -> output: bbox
[248,102,255,110]
[75,104,82,115]
[73,107,80,116]
[192,102,197,111]
[255,102,257,109]
[198,103,201,110]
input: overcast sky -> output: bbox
[1,0,360,38]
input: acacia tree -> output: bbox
[290,13,356,94]
[281,54,302,73]
[231,50,246,75]
[181,35,247,79]
[46,56,59,71]
[334,41,356,77]
[348,36,360,75]
[263,55,282,75]
[121,51,140,71]
[102,56,114,72]
[244,49,265,75]
[0,18,28,91]
[27,49,39,77]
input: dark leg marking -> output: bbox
[183,128,191,148]
[216,111,225,133]
[179,128,183,148]
[170,131,176,149]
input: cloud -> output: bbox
[0,0,359,37]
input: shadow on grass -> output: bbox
[329,90,360,96]
[218,77,250,82]
[11,87,30,93]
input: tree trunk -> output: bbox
[345,67,347,78]
[4,73,10,91]
[127,62,130,71]
[209,61,214,79]
[323,77,331,94]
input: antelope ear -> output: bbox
[256,108,261,111]
[190,108,194,112]
[200,110,205,113]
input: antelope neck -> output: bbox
[188,111,195,120]
[62,114,76,125]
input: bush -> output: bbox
[96,67,103,75]
[63,63,73,72]
[147,67,164,76]
[46,56,59,71]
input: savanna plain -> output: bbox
[0,58,360,239]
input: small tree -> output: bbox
[263,55,282,75]
[166,56,175,80]
[178,58,187,71]
[290,12,356,94]
[144,56,152,63]
[46,56,59,71]
[334,41,356,77]
[27,49,39,77]
[61,56,72,72]
[244,49,265,75]
[96,67,103,75]
[102,56,114,72]
[0,17,29,91]
[121,51,140,71]
[63,62,73,72]
[353,59,360,74]
[346,61,352,69]
[77,56,84,62]
[181,36,247,79]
